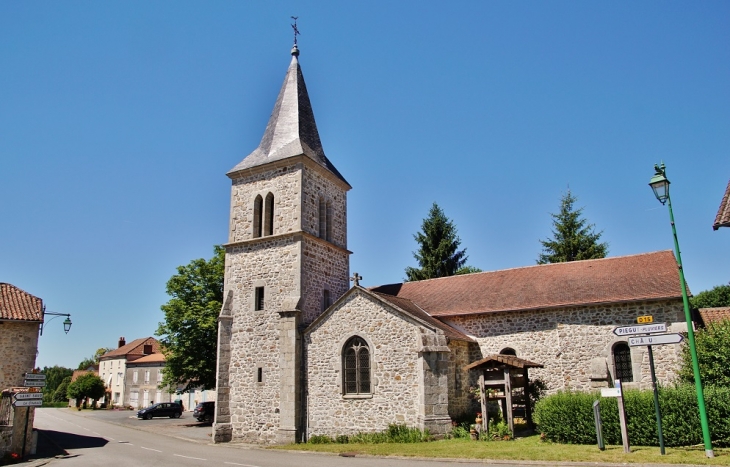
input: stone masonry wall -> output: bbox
[445,300,686,393]
[300,238,350,326]
[446,340,476,419]
[305,291,427,437]
[224,236,300,444]
[0,322,39,391]
[301,167,348,249]
[228,163,302,243]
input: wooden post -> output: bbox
[616,379,630,453]
[524,367,533,428]
[478,372,487,433]
[504,367,513,435]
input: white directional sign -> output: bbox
[23,380,45,387]
[601,388,621,398]
[23,373,46,380]
[12,399,42,407]
[14,393,43,400]
[629,333,684,347]
[613,323,667,337]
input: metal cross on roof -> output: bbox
[291,16,300,46]
[350,273,362,287]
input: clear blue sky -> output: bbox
[2,2,728,369]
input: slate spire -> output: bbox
[228,45,348,185]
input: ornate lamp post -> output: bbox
[40,308,72,335]
[649,162,714,458]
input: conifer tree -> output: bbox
[405,203,469,281]
[537,191,608,264]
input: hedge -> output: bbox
[534,385,730,447]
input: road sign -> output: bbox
[629,333,684,347]
[12,399,42,407]
[613,323,667,336]
[23,373,46,380]
[23,380,45,387]
[637,315,653,324]
[601,388,621,398]
[14,393,43,400]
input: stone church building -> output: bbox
[213,44,688,444]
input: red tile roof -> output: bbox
[0,283,43,322]
[371,292,475,342]
[71,369,98,382]
[371,251,683,317]
[698,307,730,326]
[99,337,160,360]
[464,354,544,371]
[714,180,730,230]
[128,353,166,364]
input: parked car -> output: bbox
[137,402,183,420]
[193,401,215,422]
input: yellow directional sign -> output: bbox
[637,315,653,324]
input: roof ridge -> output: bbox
[391,250,675,287]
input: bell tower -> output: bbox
[213,42,351,444]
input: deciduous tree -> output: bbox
[537,190,608,264]
[680,319,730,387]
[405,203,475,281]
[67,373,106,407]
[156,245,224,392]
[690,283,730,309]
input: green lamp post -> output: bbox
[649,162,714,458]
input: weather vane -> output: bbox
[291,16,300,46]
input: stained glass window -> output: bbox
[343,336,370,395]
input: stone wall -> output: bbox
[445,299,686,392]
[300,238,349,326]
[446,340,476,419]
[301,166,348,249]
[0,322,39,391]
[305,290,435,438]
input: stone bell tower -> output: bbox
[213,42,351,444]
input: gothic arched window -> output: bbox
[253,195,263,238]
[264,193,274,236]
[343,336,370,395]
[613,342,633,383]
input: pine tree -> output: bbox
[405,203,469,281]
[537,191,608,264]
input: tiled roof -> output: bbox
[0,283,43,322]
[464,354,544,371]
[698,307,730,326]
[371,292,475,342]
[713,180,730,230]
[128,353,166,364]
[371,251,683,317]
[99,337,160,360]
[71,369,98,382]
[228,46,349,186]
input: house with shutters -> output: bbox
[213,42,689,445]
[99,337,160,407]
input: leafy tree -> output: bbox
[537,190,608,264]
[95,347,114,360]
[690,283,730,309]
[456,266,482,275]
[156,245,224,392]
[77,357,96,370]
[405,203,471,281]
[77,348,115,370]
[679,319,730,387]
[67,373,106,408]
[53,376,72,402]
[38,365,73,404]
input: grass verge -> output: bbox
[272,434,730,465]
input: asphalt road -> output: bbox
[35,408,541,467]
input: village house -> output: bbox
[213,43,689,445]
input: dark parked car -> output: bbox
[193,401,215,422]
[137,402,183,420]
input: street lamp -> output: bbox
[649,162,714,458]
[40,309,72,336]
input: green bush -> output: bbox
[534,385,730,447]
[308,424,430,444]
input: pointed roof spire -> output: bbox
[228,44,348,186]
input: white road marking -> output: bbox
[174,454,206,460]
[140,446,162,452]
[92,432,100,435]
[107,437,116,441]
[224,463,261,467]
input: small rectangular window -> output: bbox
[322,290,331,312]
[143,344,153,355]
[257,367,263,383]
[255,287,265,311]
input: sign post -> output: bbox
[615,379,630,453]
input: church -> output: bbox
[212,42,688,445]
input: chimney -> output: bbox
[118,337,126,348]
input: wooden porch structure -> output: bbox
[463,354,544,435]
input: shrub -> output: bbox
[308,434,334,444]
[534,385,730,447]
[309,424,430,444]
